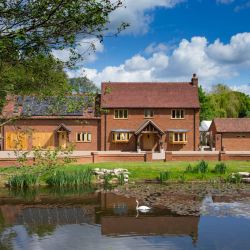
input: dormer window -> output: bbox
[171,109,184,119]
[144,109,154,118]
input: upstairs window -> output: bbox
[76,132,92,142]
[169,132,187,144]
[171,109,184,119]
[144,109,154,118]
[114,109,128,119]
[112,132,132,143]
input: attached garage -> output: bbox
[32,132,54,149]
[5,131,28,150]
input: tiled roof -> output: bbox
[101,82,199,108]
[212,118,250,132]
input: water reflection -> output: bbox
[0,187,250,250]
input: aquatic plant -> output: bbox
[193,160,208,174]
[214,163,227,174]
[117,173,125,185]
[158,171,170,183]
[227,173,242,184]
[185,164,193,173]
[8,174,38,189]
[45,168,93,187]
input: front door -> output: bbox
[142,133,155,151]
[58,132,67,149]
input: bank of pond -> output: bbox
[2,160,250,189]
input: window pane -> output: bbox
[174,133,179,141]
[117,133,121,140]
[112,133,116,141]
[176,110,180,118]
[181,110,184,118]
[124,110,128,118]
[172,110,175,118]
[119,110,123,118]
[87,133,91,142]
[150,110,154,117]
[179,133,183,141]
[115,110,118,118]
[82,133,86,142]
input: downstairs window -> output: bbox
[169,132,187,144]
[112,132,132,143]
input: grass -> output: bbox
[1,161,250,187]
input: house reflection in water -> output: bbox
[98,192,199,243]
[0,191,199,243]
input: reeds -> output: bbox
[45,168,93,187]
[8,174,38,189]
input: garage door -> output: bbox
[32,132,54,149]
[5,132,28,150]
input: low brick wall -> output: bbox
[1,151,250,167]
[92,152,145,163]
[165,151,219,161]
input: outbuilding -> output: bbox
[209,118,250,151]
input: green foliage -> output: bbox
[193,160,209,174]
[199,84,250,120]
[227,173,242,184]
[185,164,193,173]
[8,174,38,189]
[69,77,100,93]
[117,173,125,185]
[214,163,227,174]
[158,171,170,183]
[46,169,93,187]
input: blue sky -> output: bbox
[56,0,250,93]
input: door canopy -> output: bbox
[135,120,164,135]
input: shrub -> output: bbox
[8,174,38,189]
[214,163,227,174]
[159,171,170,183]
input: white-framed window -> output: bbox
[114,109,128,119]
[171,109,185,119]
[76,132,92,142]
[112,132,132,143]
[144,109,154,118]
[169,132,187,144]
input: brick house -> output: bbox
[101,74,200,152]
[1,74,200,152]
[209,118,250,151]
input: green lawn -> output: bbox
[1,161,250,186]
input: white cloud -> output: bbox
[207,33,250,64]
[144,43,170,55]
[232,84,250,95]
[67,32,250,94]
[52,38,104,64]
[109,0,185,35]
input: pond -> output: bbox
[0,186,250,250]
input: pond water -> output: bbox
[0,187,250,250]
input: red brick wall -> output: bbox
[222,132,250,151]
[101,108,200,151]
[3,118,100,151]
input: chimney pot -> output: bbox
[191,73,198,87]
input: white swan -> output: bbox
[136,199,151,212]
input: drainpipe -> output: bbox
[104,113,107,151]
[193,109,196,151]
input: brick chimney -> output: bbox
[191,73,198,87]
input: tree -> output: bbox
[69,77,100,93]
[198,86,213,121]
[0,1,126,62]
[0,0,127,116]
